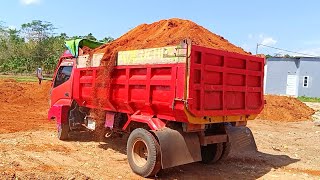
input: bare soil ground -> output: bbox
[1,79,320,179]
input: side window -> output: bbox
[303,76,309,88]
[54,66,73,87]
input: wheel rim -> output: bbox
[132,138,149,167]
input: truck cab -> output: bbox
[48,50,77,139]
[50,52,75,107]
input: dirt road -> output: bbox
[0,79,320,179]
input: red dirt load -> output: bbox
[88,18,251,111]
[257,95,315,122]
[89,18,249,62]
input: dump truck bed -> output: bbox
[72,44,264,124]
[188,45,264,117]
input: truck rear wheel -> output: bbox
[201,143,223,164]
[57,123,69,140]
[220,142,231,160]
[127,128,161,177]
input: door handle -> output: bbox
[65,92,70,97]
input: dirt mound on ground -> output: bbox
[90,18,249,61]
[0,79,50,105]
[0,79,54,133]
[257,95,315,121]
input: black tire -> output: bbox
[201,143,223,164]
[57,123,69,140]
[220,123,232,160]
[220,142,231,160]
[127,128,161,177]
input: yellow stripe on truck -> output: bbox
[184,107,257,124]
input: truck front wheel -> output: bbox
[127,128,161,177]
[57,123,69,140]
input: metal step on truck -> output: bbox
[48,39,265,177]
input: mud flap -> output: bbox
[48,104,70,125]
[152,128,201,169]
[226,126,257,154]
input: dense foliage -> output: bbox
[0,20,113,74]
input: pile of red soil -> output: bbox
[89,18,249,62]
[87,18,251,112]
[257,95,315,122]
[0,79,54,133]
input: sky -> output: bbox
[0,0,320,56]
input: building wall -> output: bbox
[265,57,320,98]
[265,58,299,96]
[298,59,320,97]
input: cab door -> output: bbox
[50,60,75,106]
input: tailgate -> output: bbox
[187,45,264,117]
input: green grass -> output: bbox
[298,96,320,102]
[0,75,52,82]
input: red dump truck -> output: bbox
[48,39,264,177]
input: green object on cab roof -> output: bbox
[65,39,103,57]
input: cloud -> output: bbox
[241,33,278,54]
[261,37,277,46]
[20,0,41,5]
[301,48,320,56]
[294,48,320,57]
[248,33,278,46]
[274,48,320,57]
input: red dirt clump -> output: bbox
[90,18,249,62]
[81,46,92,55]
[257,95,315,122]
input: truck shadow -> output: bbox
[158,151,299,180]
[69,131,299,179]
[68,131,128,154]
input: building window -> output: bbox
[303,76,309,88]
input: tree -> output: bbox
[0,21,5,33]
[100,36,114,43]
[21,20,55,41]
[0,20,114,74]
[70,35,84,40]
[265,54,273,58]
[8,29,24,43]
[59,33,68,40]
[284,54,291,58]
[68,34,114,43]
[85,33,97,41]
